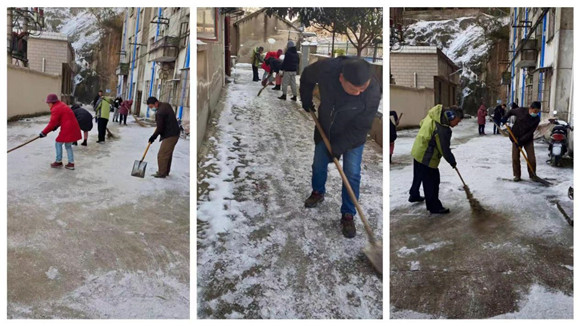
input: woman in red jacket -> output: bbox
[39,94,82,170]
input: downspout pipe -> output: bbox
[510,7,517,105]
[118,10,128,97]
[538,13,547,112]
[147,7,162,118]
[520,8,528,107]
[128,7,141,100]
[178,40,190,120]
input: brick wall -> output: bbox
[27,38,70,76]
[390,53,438,88]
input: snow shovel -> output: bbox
[131,142,151,178]
[106,128,115,139]
[493,121,551,186]
[257,72,273,96]
[309,110,382,274]
[7,135,40,153]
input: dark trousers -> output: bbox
[97,118,108,142]
[410,160,444,212]
[512,142,536,178]
[478,124,485,135]
[252,65,259,81]
[158,136,179,176]
[493,119,502,134]
[119,114,127,125]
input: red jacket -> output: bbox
[42,101,82,143]
[477,105,487,125]
[119,99,133,115]
[261,51,280,73]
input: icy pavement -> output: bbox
[7,114,190,318]
[197,64,383,318]
[390,119,573,319]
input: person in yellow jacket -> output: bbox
[95,96,112,143]
[409,105,463,214]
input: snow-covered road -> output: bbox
[390,118,573,319]
[197,64,383,318]
[7,113,190,318]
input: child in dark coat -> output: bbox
[71,104,93,146]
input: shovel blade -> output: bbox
[131,160,147,178]
[363,241,383,274]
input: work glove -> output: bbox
[39,132,46,138]
[501,118,507,124]
[148,135,157,143]
[303,104,316,113]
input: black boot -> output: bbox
[272,85,281,90]
[304,191,324,208]
[290,96,297,101]
[408,195,425,203]
[278,94,287,100]
[81,140,87,146]
[430,207,450,214]
[72,141,78,146]
[341,214,356,238]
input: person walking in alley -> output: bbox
[112,96,123,122]
[146,97,180,178]
[409,105,464,214]
[92,90,103,108]
[39,94,82,170]
[95,96,112,143]
[390,110,400,163]
[300,57,381,238]
[252,46,264,82]
[278,41,300,101]
[501,101,541,182]
[477,100,487,135]
[493,103,506,134]
[71,104,93,146]
[119,99,132,125]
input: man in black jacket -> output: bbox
[92,90,103,109]
[493,103,506,134]
[278,40,300,101]
[71,104,93,146]
[300,57,381,238]
[502,101,541,181]
[147,97,181,178]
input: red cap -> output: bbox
[46,94,59,103]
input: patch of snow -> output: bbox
[491,284,572,319]
[46,266,60,280]
[409,261,421,271]
[397,241,453,257]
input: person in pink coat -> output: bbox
[477,101,487,135]
[118,99,132,125]
[39,94,82,170]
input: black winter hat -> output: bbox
[530,101,541,109]
[341,58,372,86]
[146,96,159,105]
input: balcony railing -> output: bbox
[148,36,180,62]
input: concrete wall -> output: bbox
[390,52,438,88]
[233,12,299,63]
[8,64,60,119]
[27,35,71,76]
[197,16,225,154]
[390,84,434,128]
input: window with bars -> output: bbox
[539,69,552,113]
[548,8,556,41]
[526,73,534,107]
[197,8,217,40]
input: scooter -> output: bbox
[547,111,573,167]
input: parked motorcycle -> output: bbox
[547,111,573,167]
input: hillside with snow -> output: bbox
[399,13,510,99]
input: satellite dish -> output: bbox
[268,38,276,44]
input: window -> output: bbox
[526,73,534,106]
[540,69,552,114]
[197,8,218,40]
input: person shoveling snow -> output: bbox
[500,101,543,183]
[300,57,381,239]
[409,105,464,214]
[38,93,82,170]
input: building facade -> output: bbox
[117,7,190,130]
[506,7,573,123]
[390,46,459,108]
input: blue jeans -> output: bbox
[55,142,74,163]
[312,141,364,215]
